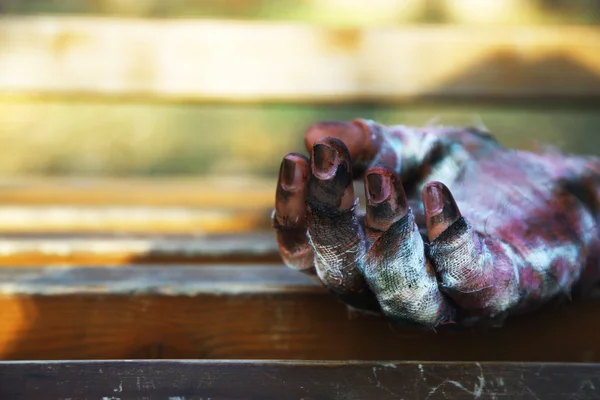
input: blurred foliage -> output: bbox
[0,99,598,177]
[1,0,599,25]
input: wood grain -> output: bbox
[2,18,600,102]
[1,360,599,400]
[0,266,599,362]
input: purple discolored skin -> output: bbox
[273,119,600,329]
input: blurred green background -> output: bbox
[0,0,599,178]
[2,0,600,24]
[1,101,599,176]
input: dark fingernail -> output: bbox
[424,183,444,215]
[313,143,338,179]
[281,157,297,190]
[366,173,391,204]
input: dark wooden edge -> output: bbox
[0,360,598,399]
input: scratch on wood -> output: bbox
[370,366,400,398]
[418,364,425,381]
[520,382,541,400]
[425,363,487,399]
[579,379,596,391]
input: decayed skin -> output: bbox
[273,119,600,329]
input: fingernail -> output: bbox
[312,143,338,179]
[424,183,444,215]
[281,157,298,190]
[366,173,391,204]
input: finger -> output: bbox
[361,174,454,328]
[423,182,521,315]
[308,137,356,211]
[307,137,379,311]
[422,181,462,242]
[273,153,315,272]
[364,166,408,242]
[304,120,400,177]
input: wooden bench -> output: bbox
[1,181,599,398]
[1,13,599,399]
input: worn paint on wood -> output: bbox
[0,266,599,362]
[0,233,280,266]
[0,266,318,296]
[0,360,599,400]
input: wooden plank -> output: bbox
[0,177,276,231]
[1,360,599,400]
[0,233,280,266]
[0,177,275,207]
[0,177,276,234]
[0,206,272,234]
[2,18,600,102]
[0,265,600,362]
[0,178,351,234]
[0,266,318,295]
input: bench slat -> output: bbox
[0,206,272,234]
[0,177,274,207]
[0,266,599,362]
[1,360,599,400]
[0,233,279,266]
[2,18,600,102]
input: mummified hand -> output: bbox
[272,119,600,329]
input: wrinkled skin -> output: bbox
[272,119,600,329]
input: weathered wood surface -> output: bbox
[0,233,279,266]
[1,360,599,400]
[2,18,600,102]
[0,265,599,362]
